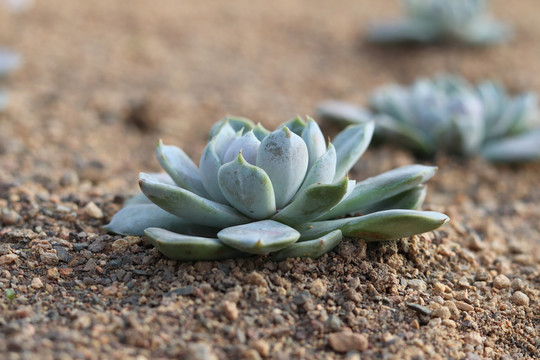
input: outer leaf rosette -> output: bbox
[366,0,511,46]
[106,116,449,261]
[319,75,540,163]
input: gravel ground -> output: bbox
[0,1,538,359]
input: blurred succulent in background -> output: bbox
[367,0,510,45]
[318,75,540,163]
[105,116,448,261]
[0,48,21,111]
[1,0,34,13]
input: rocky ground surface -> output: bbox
[0,0,538,359]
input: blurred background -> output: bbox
[0,0,538,191]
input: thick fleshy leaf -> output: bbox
[296,143,337,194]
[217,220,300,255]
[299,210,449,241]
[0,49,21,77]
[222,131,261,165]
[156,140,209,198]
[210,116,255,139]
[123,193,153,207]
[317,100,372,125]
[281,116,306,136]
[199,140,229,204]
[318,165,437,220]
[447,95,485,155]
[370,85,414,123]
[212,121,237,156]
[375,114,435,155]
[104,204,218,237]
[253,123,271,141]
[481,129,540,163]
[270,230,342,261]
[218,154,276,219]
[145,228,242,261]
[357,185,427,214]
[366,20,441,43]
[257,126,309,208]
[272,178,348,227]
[457,18,511,45]
[333,121,375,181]
[139,173,249,227]
[506,93,539,135]
[301,117,327,170]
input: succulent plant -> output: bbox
[0,48,21,111]
[105,116,449,261]
[367,0,510,45]
[318,75,540,163]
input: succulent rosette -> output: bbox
[367,0,510,45]
[105,116,449,261]
[318,75,540,163]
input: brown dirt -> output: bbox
[0,1,538,359]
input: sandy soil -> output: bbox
[0,1,538,359]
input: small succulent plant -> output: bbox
[0,48,21,111]
[318,75,540,163]
[105,116,448,261]
[367,0,510,45]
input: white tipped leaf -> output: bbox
[272,178,348,227]
[156,140,210,198]
[257,126,309,208]
[270,230,342,261]
[333,121,375,181]
[218,220,300,255]
[145,228,242,261]
[218,154,276,220]
[299,210,449,241]
[139,173,249,228]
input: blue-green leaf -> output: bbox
[272,178,348,227]
[139,173,249,227]
[156,140,210,198]
[299,210,449,241]
[481,129,540,163]
[281,116,306,136]
[222,130,261,165]
[218,220,300,255]
[333,121,375,181]
[270,230,342,261]
[257,126,309,208]
[104,204,218,237]
[301,117,327,170]
[218,154,276,219]
[210,116,255,139]
[199,140,229,204]
[357,185,427,214]
[317,100,372,125]
[296,143,337,194]
[145,228,243,261]
[318,165,437,220]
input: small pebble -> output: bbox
[221,300,239,321]
[310,278,326,297]
[47,268,60,280]
[40,252,59,266]
[251,339,270,358]
[493,275,510,289]
[31,277,43,289]
[84,202,103,219]
[328,332,368,353]
[511,291,529,306]
[112,238,129,252]
[431,306,451,319]
[407,279,427,291]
